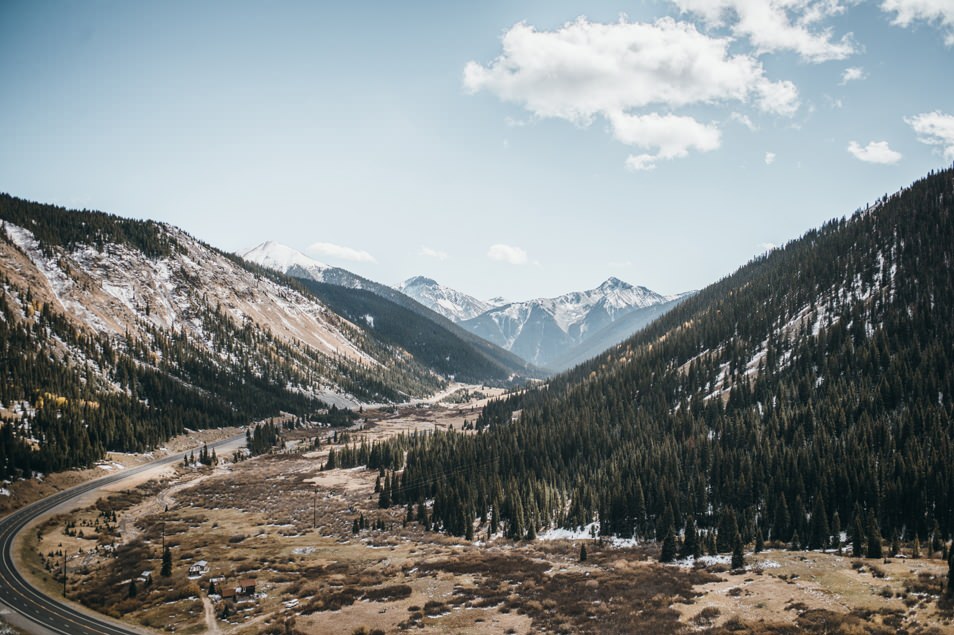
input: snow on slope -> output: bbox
[396,276,492,322]
[237,241,329,282]
[2,223,373,365]
[459,277,681,369]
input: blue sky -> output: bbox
[1,1,952,300]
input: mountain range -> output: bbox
[0,195,532,478]
[239,241,689,372]
[396,273,690,371]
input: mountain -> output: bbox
[239,242,540,379]
[397,276,491,322]
[458,277,687,370]
[298,280,527,384]
[0,195,452,478]
[237,240,330,281]
[388,166,954,548]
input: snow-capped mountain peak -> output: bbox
[237,241,328,279]
[458,277,688,370]
[397,276,491,323]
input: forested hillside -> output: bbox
[299,280,533,384]
[379,167,954,551]
[0,195,442,479]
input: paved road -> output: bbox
[0,434,245,635]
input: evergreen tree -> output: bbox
[580,544,587,562]
[852,512,865,558]
[831,511,842,551]
[128,578,137,598]
[808,494,830,550]
[717,508,739,553]
[790,530,801,551]
[660,525,677,563]
[161,547,172,577]
[947,549,954,597]
[866,510,883,559]
[681,517,699,560]
[731,533,745,570]
[754,526,765,554]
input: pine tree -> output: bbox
[754,526,765,554]
[866,510,883,559]
[808,494,830,550]
[852,512,865,558]
[731,533,745,570]
[161,547,172,577]
[660,524,677,563]
[831,511,842,551]
[208,580,216,595]
[580,544,587,562]
[128,578,137,598]
[947,549,954,596]
[790,530,801,551]
[681,517,699,560]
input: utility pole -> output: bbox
[62,550,67,597]
[313,487,317,530]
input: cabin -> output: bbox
[220,587,237,601]
[188,560,209,577]
[238,578,256,595]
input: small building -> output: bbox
[188,560,209,577]
[221,587,237,601]
[238,578,256,595]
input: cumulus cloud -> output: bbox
[840,66,866,84]
[308,242,377,263]
[765,151,777,164]
[882,0,954,45]
[847,140,903,164]
[611,112,721,170]
[906,111,954,159]
[463,16,800,168]
[672,0,855,61]
[487,244,529,265]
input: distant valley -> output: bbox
[241,241,691,372]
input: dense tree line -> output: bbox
[0,195,441,479]
[372,167,954,553]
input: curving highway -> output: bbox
[0,434,245,635]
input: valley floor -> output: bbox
[16,395,954,635]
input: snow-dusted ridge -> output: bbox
[396,276,493,322]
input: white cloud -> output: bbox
[307,242,377,263]
[419,246,449,260]
[840,66,866,84]
[847,140,903,164]
[882,0,954,45]
[764,151,777,164]
[906,111,954,159]
[463,16,800,168]
[672,0,856,62]
[487,244,529,265]
[611,112,721,171]
[730,112,758,130]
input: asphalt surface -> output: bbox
[0,434,245,635]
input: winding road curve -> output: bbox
[0,434,245,635]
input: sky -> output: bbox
[1,1,953,301]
